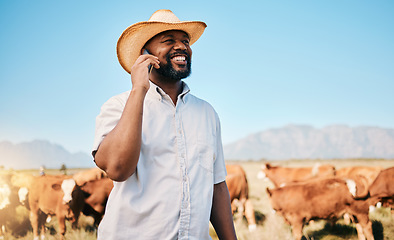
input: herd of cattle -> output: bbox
[227,163,393,240]
[0,163,393,240]
[0,168,112,240]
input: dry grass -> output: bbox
[2,206,97,240]
[1,159,393,239]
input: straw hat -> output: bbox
[117,9,207,74]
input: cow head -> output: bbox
[18,187,29,205]
[0,183,11,209]
[266,188,292,225]
[345,175,369,199]
[257,164,271,180]
[61,179,77,204]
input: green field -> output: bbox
[1,159,393,240]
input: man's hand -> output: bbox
[130,54,160,91]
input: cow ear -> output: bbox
[52,183,61,191]
[266,188,272,196]
[265,163,272,169]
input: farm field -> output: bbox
[1,159,393,240]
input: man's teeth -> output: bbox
[173,56,186,62]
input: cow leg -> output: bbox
[355,223,366,240]
[37,212,47,239]
[286,214,304,240]
[351,212,374,240]
[29,210,40,239]
[0,224,4,240]
[93,213,103,228]
[244,199,256,231]
[343,213,352,225]
[291,222,304,240]
[358,220,374,240]
[231,199,239,214]
[236,198,245,216]
[57,215,66,240]
[233,199,244,225]
[71,210,81,229]
[348,200,374,240]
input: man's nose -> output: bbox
[173,41,187,50]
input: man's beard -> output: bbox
[155,51,191,82]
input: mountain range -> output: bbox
[223,124,394,160]
[0,140,95,170]
[1,125,394,170]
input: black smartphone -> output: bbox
[143,49,153,72]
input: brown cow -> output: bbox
[225,164,256,231]
[367,167,394,211]
[73,167,107,186]
[258,163,336,187]
[10,173,49,236]
[80,177,113,227]
[28,175,85,240]
[336,166,383,187]
[266,178,374,240]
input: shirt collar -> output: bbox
[147,81,190,103]
[179,82,190,103]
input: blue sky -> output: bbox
[1,1,393,154]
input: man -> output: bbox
[92,9,237,240]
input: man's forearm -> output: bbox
[94,87,147,181]
[210,181,237,240]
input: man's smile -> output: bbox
[171,55,187,64]
[167,51,189,66]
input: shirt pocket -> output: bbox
[197,132,216,173]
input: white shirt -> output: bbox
[92,81,227,240]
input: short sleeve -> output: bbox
[213,112,227,184]
[92,91,130,156]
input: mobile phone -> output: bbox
[143,49,153,72]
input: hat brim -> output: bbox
[117,21,207,74]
